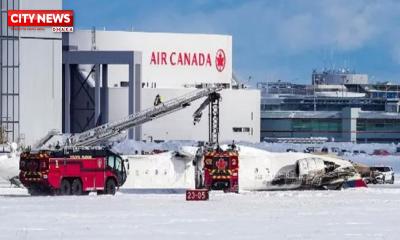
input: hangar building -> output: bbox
[0,0,260,145]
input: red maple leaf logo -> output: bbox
[215,49,226,72]
[216,158,227,170]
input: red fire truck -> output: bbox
[19,148,127,195]
[202,148,239,193]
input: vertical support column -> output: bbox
[0,39,2,132]
[64,64,71,133]
[94,64,101,126]
[101,64,109,124]
[342,107,359,143]
[0,1,2,134]
[134,63,141,141]
[128,59,134,139]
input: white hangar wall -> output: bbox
[108,88,260,143]
[69,30,232,89]
[70,30,260,143]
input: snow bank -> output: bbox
[112,140,197,155]
[0,153,19,184]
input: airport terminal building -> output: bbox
[259,70,400,143]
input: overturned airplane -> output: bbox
[121,145,366,192]
[237,146,366,191]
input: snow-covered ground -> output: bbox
[1,141,400,239]
[1,184,400,240]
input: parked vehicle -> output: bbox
[286,148,298,152]
[338,149,350,156]
[19,148,128,195]
[330,147,340,153]
[372,149,390,156]
[321,147,329,153]
[395,147,400,155]
[368,166,395,184]
[304,147,320,153]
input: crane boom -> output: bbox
[192,91,221,144]
[67,87,221,147]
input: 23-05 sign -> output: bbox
[186,189,209,201]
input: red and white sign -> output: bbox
[150,49,227,72]
[215,49,226,72]
[8,10,73,32]
[70,31,232,88]
[186,189,209,201]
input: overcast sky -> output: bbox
[64,0,400,85]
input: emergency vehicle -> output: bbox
[19,148,127,195]
[192,91,239,193]
[203,148,239,192]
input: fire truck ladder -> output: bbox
[67,87,221,147]
[192,91,221,145]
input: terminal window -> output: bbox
[292,119,341,132]
[233,127,251,133]
[357,119,400,132]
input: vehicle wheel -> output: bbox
[71,179,83,195]
[28,187,42,196]
[391,177,395,184]
[105,179,116,195]
[372,179,377,184]
[60,179,72,195]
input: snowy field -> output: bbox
[1,141,400,239]
[2,184,400,240]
